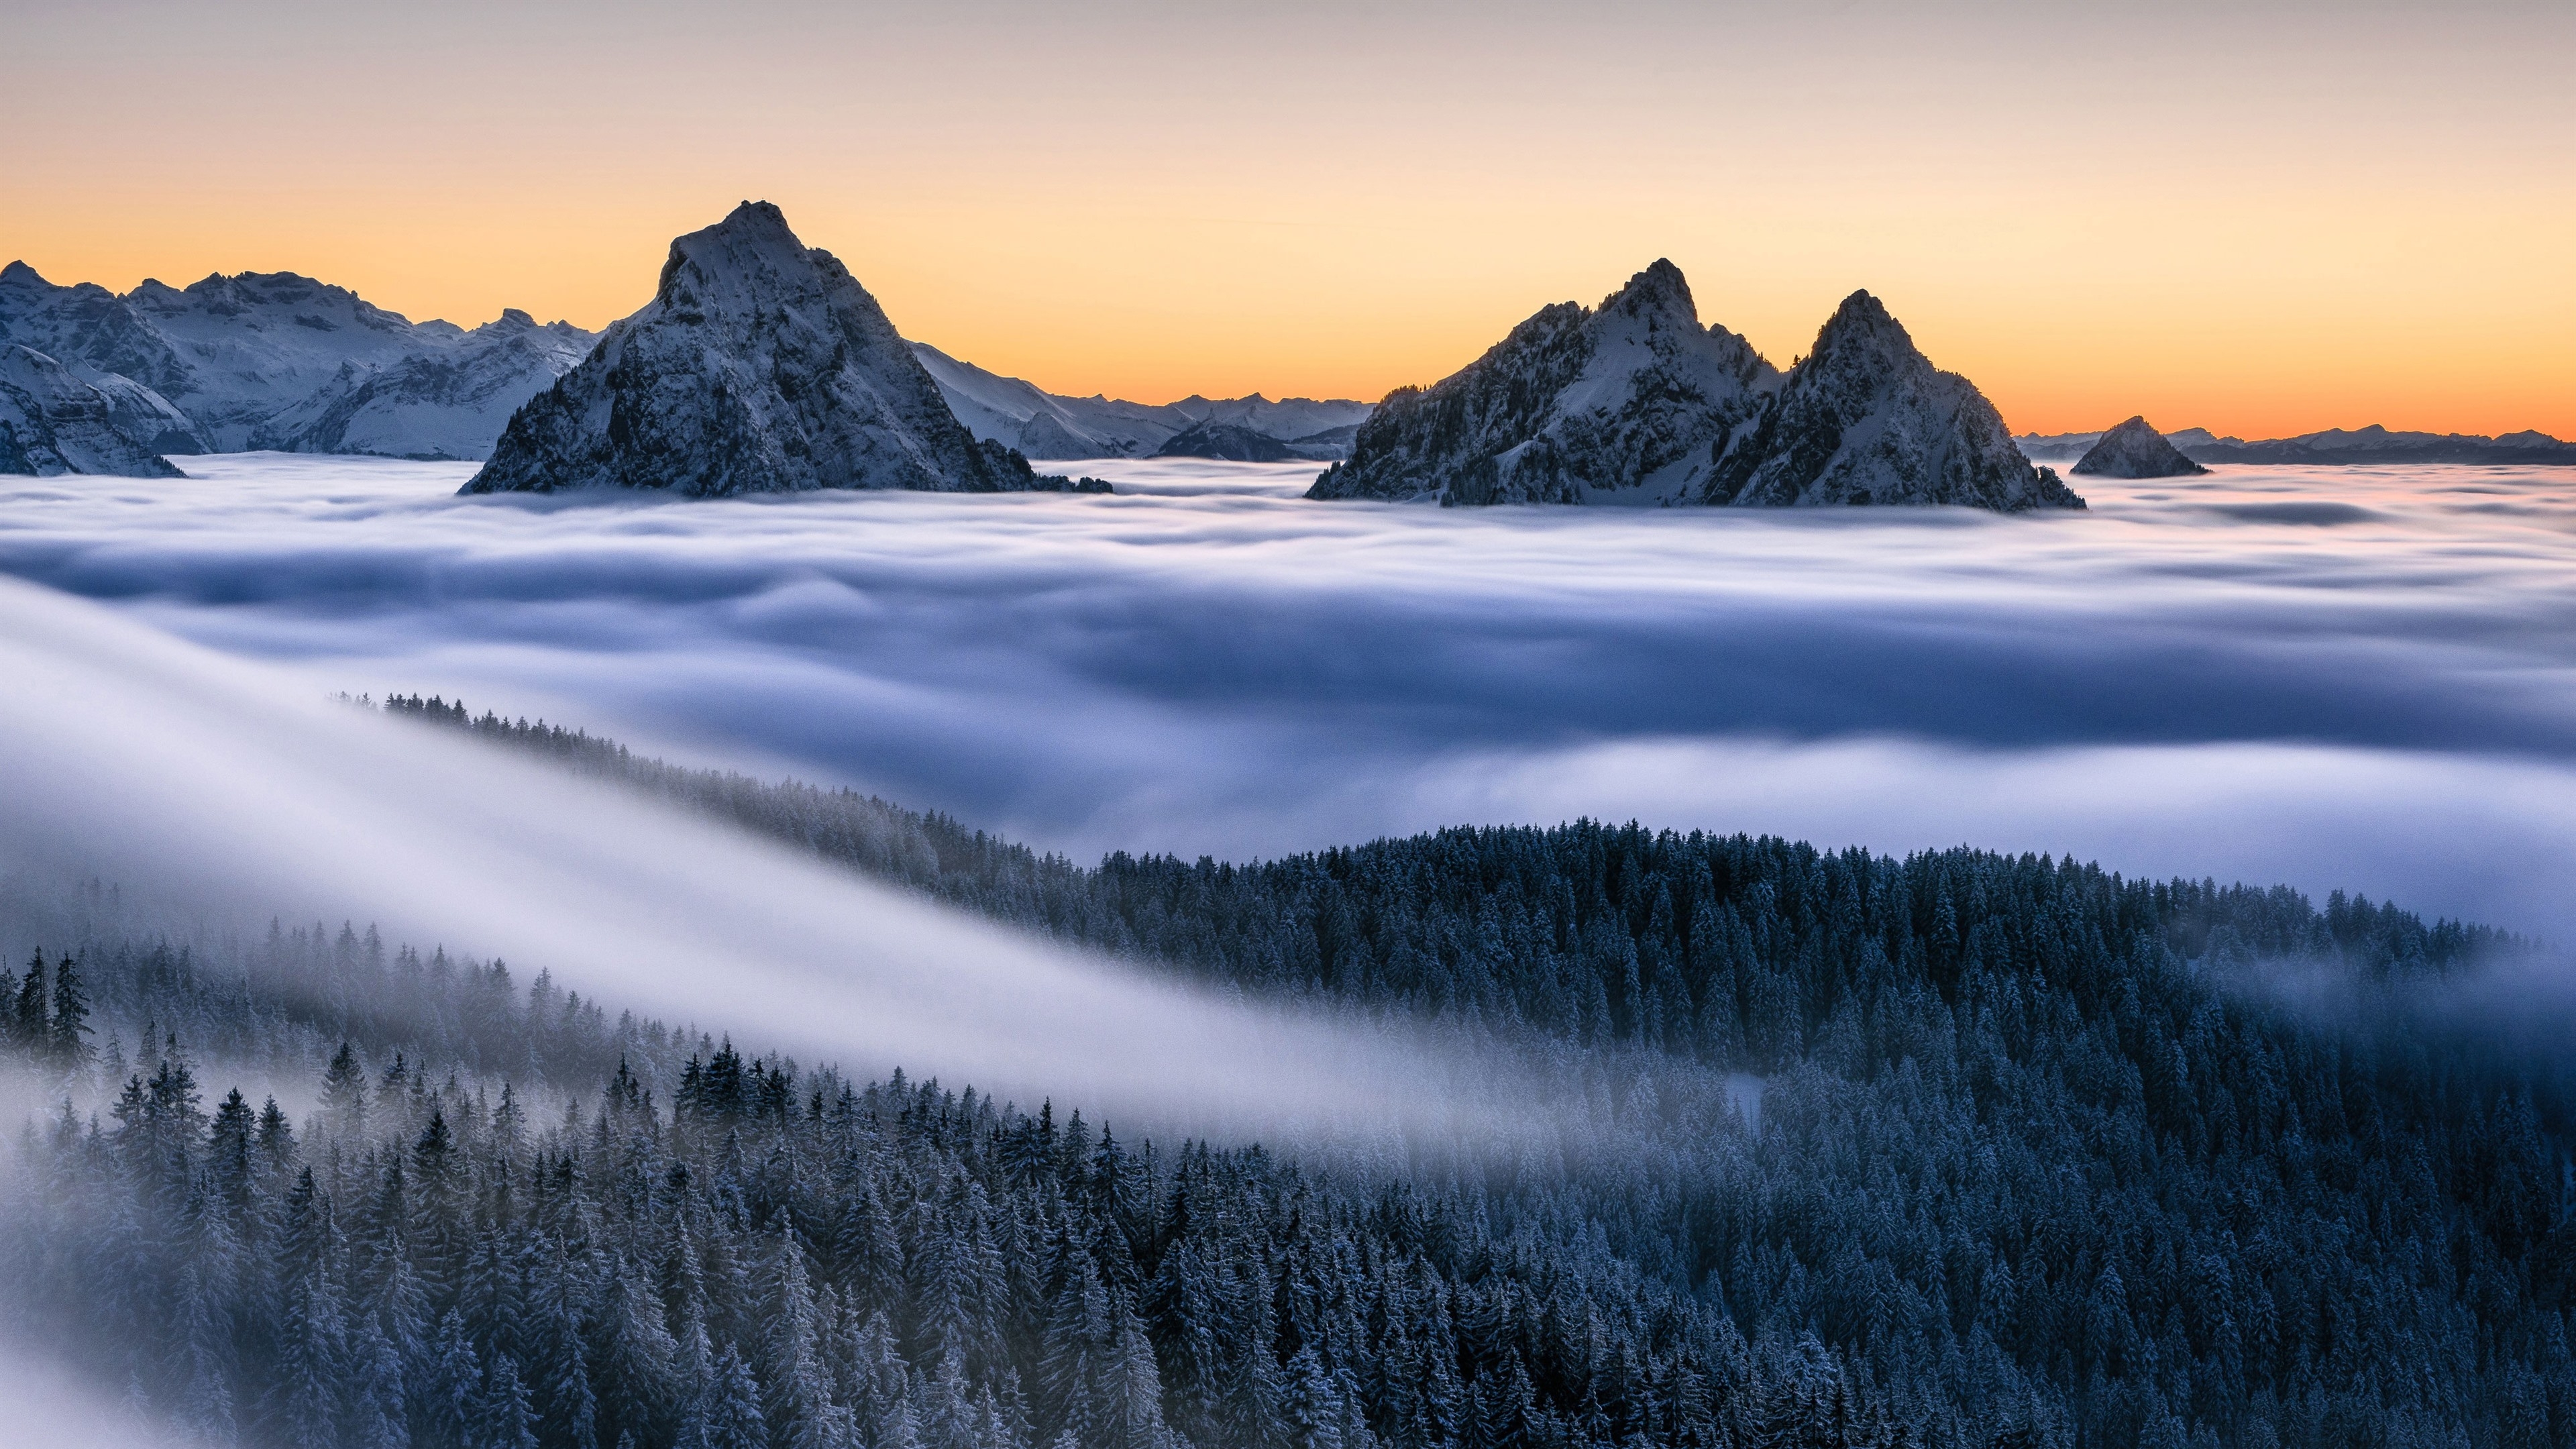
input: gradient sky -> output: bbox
[3,1,2569,436]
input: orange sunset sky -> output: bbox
[5,1,2571,439]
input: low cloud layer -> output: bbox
[4,455,2571,936]
[0,579,1532,1146]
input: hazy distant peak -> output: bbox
[2073,415,2208,478]
[909,340,1369,461]
[0,260,46,287]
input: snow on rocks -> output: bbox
[0,343,184,476]
[462,202,1077,498]
[1311,266,2082,513]
[0,260,591,460]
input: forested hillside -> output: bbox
[0,698,2565,1448]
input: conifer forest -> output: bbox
[0,698,2567,1449]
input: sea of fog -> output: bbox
[3,453,2572,940]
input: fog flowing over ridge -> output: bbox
[2,454,2572,938]
[0,576,1536,1146]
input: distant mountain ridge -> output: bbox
[2020,423,2575,467]
[0,260,594,463]
[912,340,1370,460]
[1311,262,2080,512]
[463,203,1092,498]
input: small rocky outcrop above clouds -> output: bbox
[0,260,592,460]
[2071,416,2210,478]
[912,341,1371,460]
[1706,291,2084,511]
[1309,260,1780,506]
[0,343,184,476]
[463,203,1073,498]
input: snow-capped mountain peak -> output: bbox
[1703,290,2082,511]
[1309,258,1784,505]
[462,202,1068,497]
[1599,257,1697,323]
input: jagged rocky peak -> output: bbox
[1309,271,2076,513]
[2072,415,2210,478]
[0,343,184,477]
[1702,290,2084,512]
[464,202,1081,497]
[1308,258,1781,505]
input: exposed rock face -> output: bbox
[912,340,1371,460]
[1309,268,2080,512]
[0,344,184,476]
[0,259,592,459]
[464,203,1063,497]
[1309,260,1779,505]
[1707,292,2083,511]
[2072,416,2210,478]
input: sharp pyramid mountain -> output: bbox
[1705,291,2083,511]
[2072,415,2210,478]
[1309,259,1780,504]
[0,259,592,460]
[465,203,1072,498]
[0,343,184,477]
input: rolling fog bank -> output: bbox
[4,454,2569,938]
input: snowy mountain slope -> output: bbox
[0,344,183,476]
[462,202,1071,497]
[910,341,1183,458]
[257,310,596,460]
[76,366,209,455]
[2072,416,2208,478]
[911,340,1370,460]
[0,260,592,459]
[1706,291,2082,511]
[1309,259,1780,504]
